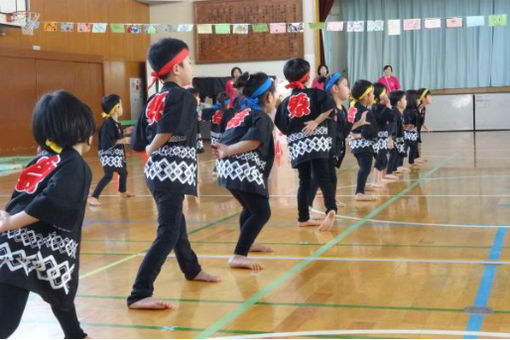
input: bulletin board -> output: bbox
[193,0,303,64]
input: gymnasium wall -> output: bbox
[0,0,150,155]
[148,0,317,81]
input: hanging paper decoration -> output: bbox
[387,19,401,35]
[326,21,344,31]
[367,20,384,32]
[424,18,441,29]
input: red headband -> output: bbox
[285,72,310,90]
[148,48,190,90]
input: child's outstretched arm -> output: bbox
[145,133,173,155]
[0,210,39,233]
[212,140,261,159]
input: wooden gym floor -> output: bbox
[3,131,510,339]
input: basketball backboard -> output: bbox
[0,0,30,28]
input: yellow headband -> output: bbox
[101,101,122,118]
[418,89,429,103]
[45,139,62,154]
[350,85,374,108]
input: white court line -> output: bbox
[214,329,510,339]
[133,253,510,265]
[309,207,506,229]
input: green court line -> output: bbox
[75,294,467,313]
[119,120,137,126]
[79,212,240,280]
[196,156,455,339]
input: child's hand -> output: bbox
[0,211,11,232]
[302,121,318,136]
[359,111,371,126]
[211,143,229,159]
[125,126,135,134]
[388,138,394,149]
[145,145,153,156]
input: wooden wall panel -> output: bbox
[0,0,150,62]
[0,57,37,154]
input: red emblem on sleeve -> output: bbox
[287,93,311,119]
[212,110,223,125]
[226,108,251,130]
[15,155,61,194]
[145,92,168,125]
[347,107,357,124]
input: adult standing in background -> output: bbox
[377,65,401,93]
[226,66,242,108]
[311,64,329,90]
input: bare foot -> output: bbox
[384,174,399,180]
[88,197,101,206]
[120,192,135,198]
[355,193,376,201]
[318,210,336,232]
[309,208,325,220]
[128,297,173,310]
[192,270,221,282]
[298,219,321,227]
[369,182,385,189]
[397,167,411,173]
[228,255,263,271]
[250,243,273,253]
[337,201,346,208]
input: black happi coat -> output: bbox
[0,148,91,307]
[274,88,335,168]
[216,107,274,198]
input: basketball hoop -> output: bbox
[6,11,40,35]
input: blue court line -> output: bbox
[464,227,507,339]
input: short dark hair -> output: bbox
[231,67,242,78]
[242,72,275,106]
[101,94,121,114]
[216,91,230,110]
[32,91,96,152]
[383,64,393,72]
[373,83,386,103]
[317,64,329,76]
[406,90,419,109]
[389,90,406,107]
[283,58,310,82]
[148,38,188,80]
[351,79,373,100]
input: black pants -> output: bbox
[374,150,388,171]
[297,158,337,222]
[407,142,419,164]
[0,283,86,339]
[354,151,373,194]
[127,191,201,306]
[228,189,271,256]
[308,161,337,207]
[92,167,127,198]
[387,148,399,175]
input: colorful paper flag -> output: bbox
[309,22,326,30]
[326,21,344,31]
[77,22,92,32]
[92,23,107,33]
[145,24,158,35]
[403,18,421,31]
[233,24,249,34]
[446,17,463,28]
[347,21,364,32]
[489,14,507,27]
[126,24,141,34]
[110,23,125,33]
[466,16,485,27]
[176,24,193,32]
[44,22,58,32]
[60,22,74,32]
[270,23,287,34]
[387,19,401,35]
[197,24,212,34]
[215,23,230,34]
[252,23,269,33]
[161,24,174,33]
[367,20,384,32]
[424,18,441,29]
[288,22,304,33]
